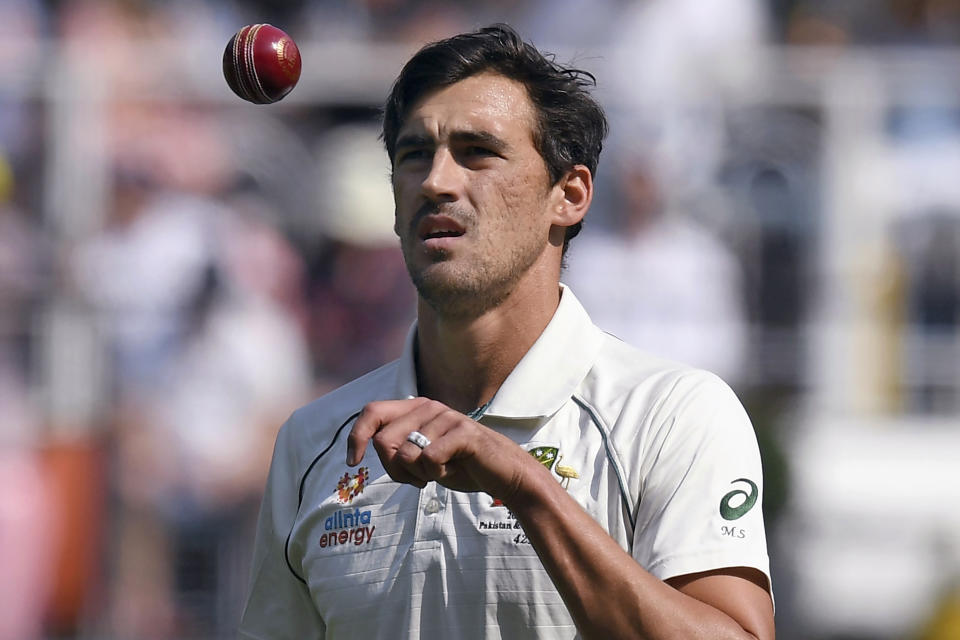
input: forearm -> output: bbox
[503,465,763,640]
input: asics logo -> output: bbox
[719,478,758,521]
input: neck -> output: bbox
[415,275,562,414]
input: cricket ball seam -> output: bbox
[247,24,271,104]
[231,26,253,103]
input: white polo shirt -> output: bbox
[240,285,770,639]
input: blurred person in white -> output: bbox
[71,161,219,396]
[563,0,769,387]
[98,184,313,639]
[151,201,312,638]
[67,155,213,637]
[67,98,312,640]
[241,24,773,639]
[604,0,769,205]
[148,187,312,520]
[564,152,749,386]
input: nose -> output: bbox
[421,148,462,202]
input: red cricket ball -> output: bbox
[223,24,301,104]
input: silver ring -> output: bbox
[406,431,430,449]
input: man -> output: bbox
[240,24,774,639]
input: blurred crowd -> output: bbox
[1,1,960,639]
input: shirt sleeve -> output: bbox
[632,371,771,589]
[239,416,326,639]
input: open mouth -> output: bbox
[424,229,464,240]
[417,216,466,242]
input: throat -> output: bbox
[413,331,505,414]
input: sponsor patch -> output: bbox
[337,467,369,504]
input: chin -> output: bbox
[411,269,507,319]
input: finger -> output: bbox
[379,462,429,489]
[407,408,466,479]
[373,400,452,472]
[420,419,526,499]
[354,399,453,489]
[347,397,429,466]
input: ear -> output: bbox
[550,165,593,230]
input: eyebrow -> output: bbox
[395,133,432,152]
[394,129,512,154]
[450,130,511,153]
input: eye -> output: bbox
[397,148,430,164]
[465,146,497,158]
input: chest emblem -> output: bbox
[488,446,578,507]
[529,446,559,470]
[530,446,579,488]
[336,467,369,504]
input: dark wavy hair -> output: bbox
[382,24,608,248]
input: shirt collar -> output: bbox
[393,284,604,421]
[394,325,419,400]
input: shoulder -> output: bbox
[581,333,698,407]
[580,334,750,437]
[275,360,402,476]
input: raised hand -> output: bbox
[346,397,537,501]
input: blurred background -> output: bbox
[1,0,959,638]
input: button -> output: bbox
[424,498,442,514]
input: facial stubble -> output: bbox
[400,205,547,320]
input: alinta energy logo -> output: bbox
[337,467,369,504]
[719,478,758,521]
[320,507,375,548]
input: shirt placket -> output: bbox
[414,481,448,543]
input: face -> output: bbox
[391,73,560,318]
